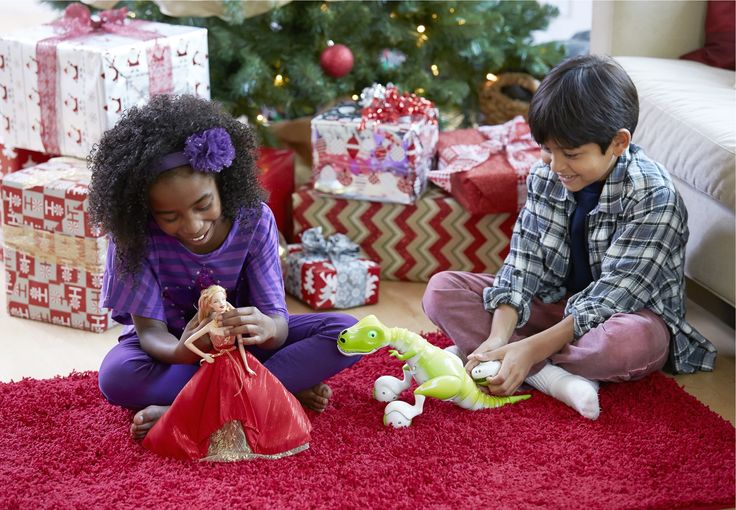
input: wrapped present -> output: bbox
[293,187,515,282]
[428,116,541,214]
[257,147,295,242]
[0,143,53,175]
[0,143,53,259]
[311,84,438,204]
[1,157,114,332]
[284,227,380,310]
[0,4,210,158]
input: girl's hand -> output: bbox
[466,341,535,396]
[180,315,211,344]
[201,353,215,364]
[177,315,213,362]
[216,307,276,346]
[180,315,200,341]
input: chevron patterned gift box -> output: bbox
[293,186,515,282]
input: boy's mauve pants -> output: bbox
[422,272,670,381]
[98,313,359,410]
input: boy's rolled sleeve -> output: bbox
[484,268,530,325]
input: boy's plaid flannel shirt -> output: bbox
[485,145,716,374]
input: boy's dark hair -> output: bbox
[88,94,265,277]
[528,54,639,153]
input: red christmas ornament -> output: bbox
[320,44,354,78]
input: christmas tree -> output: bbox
[50,1,564,133]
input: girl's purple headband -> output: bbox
[151,127,236,175]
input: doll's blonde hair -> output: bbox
[197,285,234,322]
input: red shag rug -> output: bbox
[1,332,734,510]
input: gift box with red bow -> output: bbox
[284,227,380,310]
[311,84,438,204]
[1,157,114,332]
[429,116,541,214]
[0,3,209,158]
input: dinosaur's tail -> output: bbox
[474,390,531,410]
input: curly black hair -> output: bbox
[88,94,265,277]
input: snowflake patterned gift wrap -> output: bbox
[311,94,438,204]
[1,157,114,332]
[0,4,210,158]
[284,227,380,310]
[0,142,53,260]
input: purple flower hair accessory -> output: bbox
[183,127,236,173]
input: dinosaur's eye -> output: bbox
[369,331,377,339]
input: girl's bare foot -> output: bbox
[130,405,169,440]
[295,383,332,412]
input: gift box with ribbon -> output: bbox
[428,116,541,214]
[0,3,210,158]
[293,186,514,282]
[284,227,380,310]
[1,157,114,332]
[311,84,438,204]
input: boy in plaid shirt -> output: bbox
[422,55,715,419]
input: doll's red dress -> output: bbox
[143,330,312,461]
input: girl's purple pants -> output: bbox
[99,312,359,409]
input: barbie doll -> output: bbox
[142,286,312,461]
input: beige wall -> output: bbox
[591,0,707,58]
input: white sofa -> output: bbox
[591,1,736,308]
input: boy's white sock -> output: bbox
[525,364,600,420]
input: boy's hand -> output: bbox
[464,336,507,374]
[466,341,535,396]
[216,307,276,346]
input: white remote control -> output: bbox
[471,360,501,380]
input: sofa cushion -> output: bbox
[680,0,735,70]
[617,56,735,211]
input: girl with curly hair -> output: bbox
[90,95,359,440]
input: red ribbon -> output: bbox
[36,3,171,154]
[360,85,437,127]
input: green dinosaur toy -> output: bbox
[337,315,531,428]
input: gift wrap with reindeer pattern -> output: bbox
[0,11,209,158]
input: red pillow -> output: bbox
[680,0,735,70]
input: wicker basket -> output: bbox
[479,72,540,125]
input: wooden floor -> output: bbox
[1,274,733,425]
